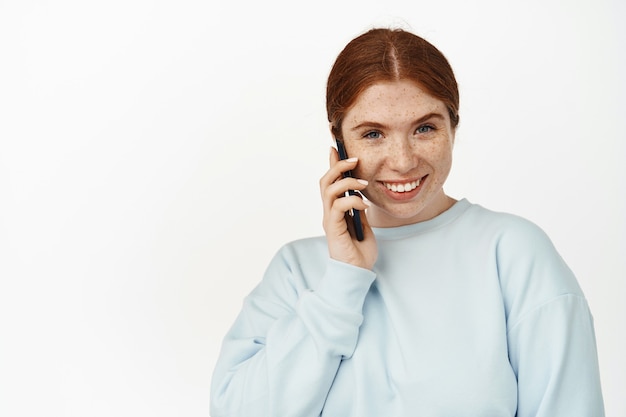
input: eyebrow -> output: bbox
[350,112,446,131]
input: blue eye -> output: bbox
[416,125,434,134]
[364,131,382,139]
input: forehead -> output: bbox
[344,80,447,125]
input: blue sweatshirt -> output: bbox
[210,199,604,416]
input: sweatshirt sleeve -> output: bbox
[496,217,605,416]
[210,243,376,417]
[507,295,605,417]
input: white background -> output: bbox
[1,0,624,416]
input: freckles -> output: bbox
[410,141,438,159]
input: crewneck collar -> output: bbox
[371,198,472,240]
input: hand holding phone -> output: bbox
[335,140,365,241]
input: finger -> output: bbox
[329,146,340,166]
[325,177,368,199]
[322,178,368,214]
[357,203,375,239]
[319,157,360,191]
[328,146,358,179]
[323,195,370,235]
[329,195,371,219]
[343,211,357,237]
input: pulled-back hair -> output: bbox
[327,28,459,139]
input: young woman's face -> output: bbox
[339,80,456,227]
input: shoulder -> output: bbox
[470,201,576,272]
[271,236,328,270]
[461,202,585,323]
[455,202,564,258]
[254,236,329,296]
[461,202,546,237]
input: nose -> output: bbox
[387,136,417,173]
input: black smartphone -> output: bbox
[336,139,364,241]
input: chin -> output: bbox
[368,204,429,227]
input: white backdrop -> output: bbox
[1,0,624,416]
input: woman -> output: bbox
[210,28,604,416]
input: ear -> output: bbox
[329,122,342,141]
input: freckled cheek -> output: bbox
[427,142,453,161]
[352,162,374,182]
[433,150,453,181]
[347,147,378,178]
[434,146,452,161]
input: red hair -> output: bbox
[326,28,459,139]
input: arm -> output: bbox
[507,294,604,417]
[210,247,376,417]
[211,147,377,416]
[496,217,604,416]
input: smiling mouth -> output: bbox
[383,177,424,193]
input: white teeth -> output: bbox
[385,178,421,193]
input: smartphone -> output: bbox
[335,139,364,241]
